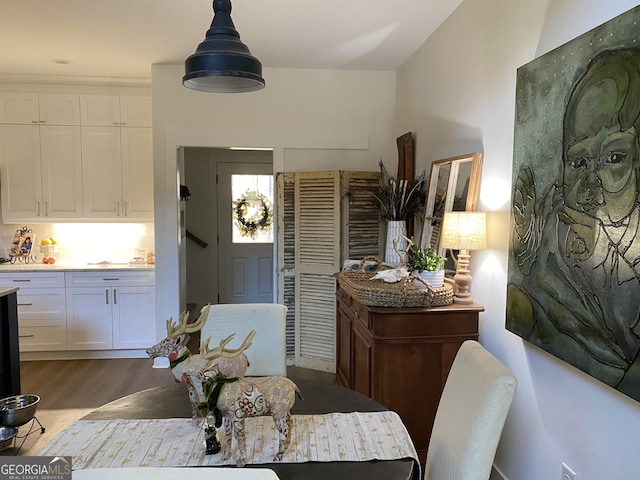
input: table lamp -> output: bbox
[439,211,487,304]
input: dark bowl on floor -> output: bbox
[0,394,40,427]
[0,426,17,450]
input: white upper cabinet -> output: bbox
[120,96,151,127]
[0,93,39,124]
[121,127,154,218]
[0,90,152,222]
[0,124,43,219]
[81,126,123,218]
[40,125,84,218]
[80,95,151,127]
[38,94,81,125]
[0,93,80,125]
[0,124,83,222]
[80,95,120,126]
[81,126,153,220]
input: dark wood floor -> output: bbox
[20,359,334,410]
[2,358,334,456]
[19,358,178,410]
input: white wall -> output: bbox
[394,0,640,479]
[151,65,396,337]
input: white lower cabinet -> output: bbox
[65,271,155,350]
[0,272,67,351]
[0,270,155,353]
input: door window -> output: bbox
[231,174,274,243]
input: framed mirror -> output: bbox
[420,152,483,252]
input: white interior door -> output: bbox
[217,162,274,304]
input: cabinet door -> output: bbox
[0,93,39,124]
[40,126,84,218]
[0,124,43,220]
[81,126,123,217]
[335,303,353,388]
[112,286,155,349]
[80,95,120,126]
[66,287,113,350]
[121,127,153,219]
[38,94,80,125]
[120,96,151,127]
[352,324,373,397]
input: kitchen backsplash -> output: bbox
[0,222,154,263]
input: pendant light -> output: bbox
[183,0,265,93]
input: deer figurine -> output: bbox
[200,332,301,467]
[145,304,235,424]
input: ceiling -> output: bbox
[0,0,462,80]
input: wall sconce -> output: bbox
[183,0,265,93]
[439,211,487,304]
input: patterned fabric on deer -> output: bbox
[145,304,247,424]
[199,333,301,467]
[147,306,301,467]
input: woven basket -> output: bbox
[336,256,454,308]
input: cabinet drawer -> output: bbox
[18,325,67,351]
[0,272,65,288]
[65,271,154,287]
[337,287,367,323]
[15,288,66,323]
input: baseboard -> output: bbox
[20,349,149,361]
[491,465,507,480]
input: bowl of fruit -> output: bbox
[39,238,58,264]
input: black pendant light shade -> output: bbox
[183,0,265,93]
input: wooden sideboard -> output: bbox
[335,280,483,463]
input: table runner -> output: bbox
[39,412,419,470]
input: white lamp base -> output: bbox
[452,250,475,304]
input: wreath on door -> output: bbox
[233,191,273,239]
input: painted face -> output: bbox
[563,68,640,223]
[146,336,181,358]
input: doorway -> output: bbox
[183,148,273,312]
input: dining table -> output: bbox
[43,376,419,480]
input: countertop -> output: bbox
[0,286,19,296]
[0,262,155,272]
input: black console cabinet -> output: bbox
[0,287,20,398]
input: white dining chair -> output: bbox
[200,303,287,376]
[424,340,517,480]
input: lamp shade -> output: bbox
[183,0,265,93]
[439,212,487,251]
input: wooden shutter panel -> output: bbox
[277,170,381,372]
[341,171,383,261]
[294,171,340,371]
[276,172,296,358]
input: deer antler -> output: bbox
[201,330,256,360]
[166,303,211,340]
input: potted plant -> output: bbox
[404,236,446,288]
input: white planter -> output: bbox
[385,221,408,264]
[413,270,445,288]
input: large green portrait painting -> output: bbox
[507,5,640,402]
